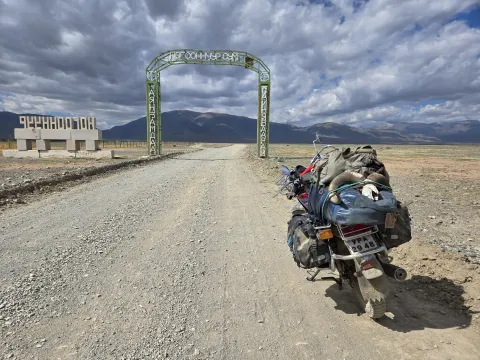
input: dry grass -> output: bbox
[268,143,480,160]
[262,143,480,181]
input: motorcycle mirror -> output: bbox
[280,165,290,175]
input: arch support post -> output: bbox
[146,71,161,155]
[257,81,270,158]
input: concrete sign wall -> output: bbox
[15,116,101,151]
[3,115,113,159]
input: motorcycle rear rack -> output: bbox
[331,245,387,261]
[313,223,332,230]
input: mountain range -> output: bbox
[1,110,480,144]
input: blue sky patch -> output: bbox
[308,0,334,7]
[352,0,370,13]
[415,100,447,109]
[448,5,480,28]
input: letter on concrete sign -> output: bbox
[27,116,35,129]
[78,117,86,130]
[51,117,58,130]
[69,117,76,129]
[87,117,96,130]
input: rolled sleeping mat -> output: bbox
[375,166,390,183]
[366,172,391,188]
[327,171,365,204]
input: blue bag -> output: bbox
[308,185,398,226]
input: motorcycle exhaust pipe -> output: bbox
[379,261,407,281]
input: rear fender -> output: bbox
[354,258,389,303]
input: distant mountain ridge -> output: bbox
[1,110,480,144]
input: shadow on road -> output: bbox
[324,275,474,332]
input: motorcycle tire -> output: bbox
[351,277,387,319]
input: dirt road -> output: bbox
[1,145,479,359]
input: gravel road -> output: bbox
[1,144,479,360]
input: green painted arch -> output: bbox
[145,49,271,157]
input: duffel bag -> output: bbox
[312,145,388,187]
[287,214,331,269]
[323,187,399,226]
[343,145,387,178]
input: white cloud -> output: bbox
[0,0,479,129]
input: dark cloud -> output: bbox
[0,0,479,128]
[144,0,186,19]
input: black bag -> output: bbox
[379,201,412,248]
[287,214,331,269]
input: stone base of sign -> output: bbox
[39,150,76,159]
[2,150,40,158]
[3,150,114,159]
[75,150,113,159]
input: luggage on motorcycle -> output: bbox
[344,146,386,178]
[314,145,387,186]
[287,214,330,269]
[316,148,347,185]
[378,201,412,248]
[324,188,398,226]
[307,185,398,226]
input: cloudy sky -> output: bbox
[0,0,479,129]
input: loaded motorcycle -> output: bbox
[276,136,411,319]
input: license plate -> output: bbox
[385,213,397,229]
[346,236,379,253]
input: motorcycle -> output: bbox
[276,136,408,319]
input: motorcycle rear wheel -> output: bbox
[352,278,387,319]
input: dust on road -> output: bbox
[1,145,479,359]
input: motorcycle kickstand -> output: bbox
[306,269,321,282]
[306,269,343,290]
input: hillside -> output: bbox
[1,110,480,144]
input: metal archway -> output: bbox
[146,49,271,157]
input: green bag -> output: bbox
[312,145,386,186]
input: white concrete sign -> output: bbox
[13,115,102,152]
